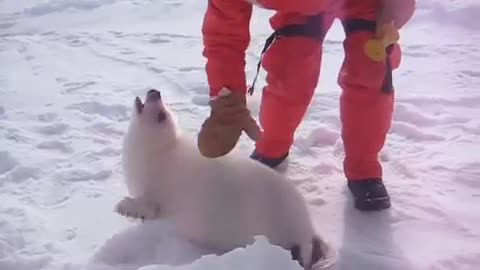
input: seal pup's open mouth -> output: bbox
[146,88,161,102]
[135,89,167,122]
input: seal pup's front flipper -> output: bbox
[115,196,161,221]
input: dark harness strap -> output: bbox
[342,18,376,35]
[343,19,394,93]
[248,14,326,95]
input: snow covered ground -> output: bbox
[1,0,479,270]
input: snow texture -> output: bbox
[1,0,479,270]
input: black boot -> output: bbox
[347,178,391,211]
[250,150,289,169]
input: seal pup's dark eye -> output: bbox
[158,111,166,122]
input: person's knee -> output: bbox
[262,37,321,104]
[338,32,397,92]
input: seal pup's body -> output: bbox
[116,89,326,269]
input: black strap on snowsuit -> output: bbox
[248,16,395,95]
[247,14,326,95]
[342,18,394,93]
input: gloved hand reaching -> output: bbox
[197,88,262,158]
[377,0,416,30]
[365,0,416,62]
[376,0,416,41]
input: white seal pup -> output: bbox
[115,89,327,270]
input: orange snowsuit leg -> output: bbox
[254,13,336,158]
[337,0,413,180]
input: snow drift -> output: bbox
[1,0,479,270]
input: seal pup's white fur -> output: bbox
[115,89,326,269]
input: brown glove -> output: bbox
[198,88,262,158]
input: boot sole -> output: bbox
[355,197,391,211]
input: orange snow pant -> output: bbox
[254,1,406,180]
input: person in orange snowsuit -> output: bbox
[197,0,416,211]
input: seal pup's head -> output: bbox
[126,89,178,150]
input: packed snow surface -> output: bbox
[1,0,479,270]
